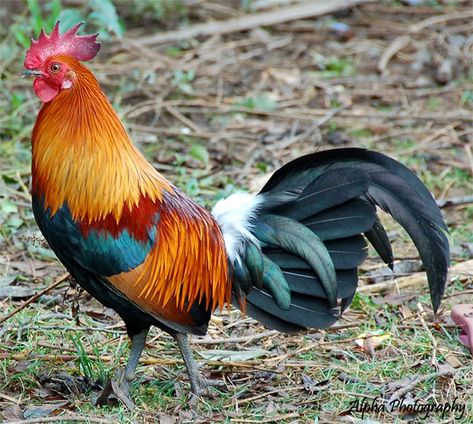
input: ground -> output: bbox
[0,1,472,423]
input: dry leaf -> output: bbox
[159,414,177,424]
[1,404,23,421]
[355,330,392,352]
[197,349,268,362]
[445,353,463,369]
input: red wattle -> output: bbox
[33,78,59,103]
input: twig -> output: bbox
[230,385,304,407]
[193,330,278,345]
[378,35,410,73]
[129,0,374,46]
[0,392,21,404]
[127,98,473,123]
[0,352,275,371]
[388,367,457,403]
[437,195,473,208]
[5,416,113,424]
[231,412,299,423]
[409,10,473,33]
[6,325,126,334]
[358,260,473,295]
[0,273,69,326]
[166,105,203,134]
[417,303,438,367]
[444,289,473,299]
[464,144,473,177]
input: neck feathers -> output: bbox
[32,61,172,222]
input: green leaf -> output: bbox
[12,28,29,48]
[89,0,124,38]
[27,0,43,35]
[460,90,473,107]
[189,144,209,166]
[58,9,85,33]
[6,215,24,230]
[0,199,18,214]
[45,0,61,29]
[350,292,377,311]
[11,94,25,111]
[237,94,278,111]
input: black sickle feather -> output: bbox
[230,148,449,332]
[302,198,376,241]
[364,217,394,270]
[246,288,340,329]
[259,148,449,313]
[274,167,371,220]
[282,268,358,299]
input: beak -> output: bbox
[22,69,43,78]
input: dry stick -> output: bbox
[378,35,411,73]
[129,98,473,123]
[0,352,275,372]
[131,0,375,46]
[408,10,473,33]
[437,194,473,208]
[358,260,473,295]
[405,122,461,154]
[0,273,69,326]
[444,289,473,299]
[464,144,473,177]
[0,392,20,404]
[232,412,299,424]
[388,367,458,403]
[232,386,305,407]
[417,303,438,367]
[166,105,204,134]
[193,330,278,345]
[5,416,113,424]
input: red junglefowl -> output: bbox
[24,22,449,405]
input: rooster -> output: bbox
[24,22,449,404]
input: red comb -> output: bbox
[24,21,100,69]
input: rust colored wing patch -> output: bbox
[107,191,230,325]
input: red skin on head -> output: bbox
[25,21,100,103]
[33,77,59,103]
[31,59,75,103]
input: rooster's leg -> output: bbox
[175,332,209,395]
[96,328,148,407]
[175,332,205,394]
[123,328,148,388]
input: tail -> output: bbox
[212,148,449,333]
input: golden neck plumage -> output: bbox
[31,60,172,223]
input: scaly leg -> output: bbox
[96,328,148,407]
[122,328,148,389]
[174,332,208,395]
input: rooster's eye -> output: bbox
[50,63,61,73]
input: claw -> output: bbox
[95,368,135,410]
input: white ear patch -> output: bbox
[62,79,72,89]
[211,192,264,263]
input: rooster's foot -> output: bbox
[189,375,225,400]
[95,368,135,410]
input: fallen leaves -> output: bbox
[354,330,392,358]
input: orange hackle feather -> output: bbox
[32,56,171,223]
[32,55,230,317]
